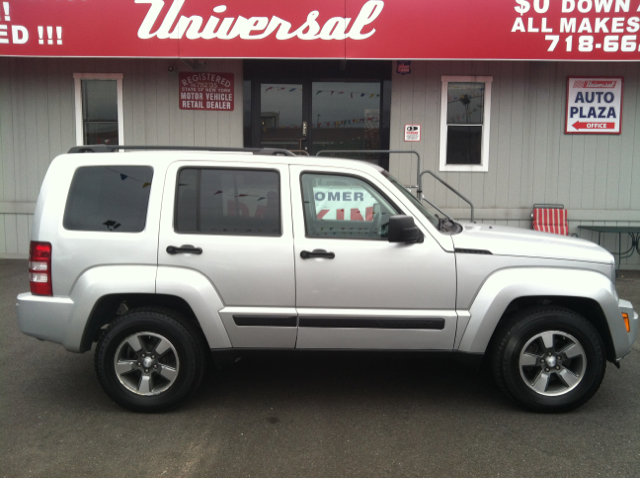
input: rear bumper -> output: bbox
[16,293,75,348]
[617,299,638,360]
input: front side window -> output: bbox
[74,73,123,146]
[383,172,439,228]
[439,76,492,172]
[301,173,399,240]
[63,166,153,232]
[175,168,281,236]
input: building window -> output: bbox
[439,76,492,172]
[74,73,124,146]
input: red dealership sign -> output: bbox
[179,72,234,111]
[1,0,639,60]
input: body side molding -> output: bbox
[298,317,445,329]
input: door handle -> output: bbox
[300,249,335,259]
[166,245,203,255]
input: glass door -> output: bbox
[251,80,386,164]
[259,83,308,153]
[310,82,381,157]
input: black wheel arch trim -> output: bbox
[81,294,199,353]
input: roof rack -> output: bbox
[67,145,297,157]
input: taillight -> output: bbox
[29,241,52,296]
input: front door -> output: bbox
[289,165,458,350]
[309,81,381,157]
[255,81,384,160]
[258,83,308,153]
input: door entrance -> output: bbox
[310,81,381,156]
[256,81,382,157]
[244,58,390,167]
[259,83,307,153]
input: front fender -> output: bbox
[457,267,626,357]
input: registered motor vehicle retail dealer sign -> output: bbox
[566,77,622,134]
[179,72,234,111]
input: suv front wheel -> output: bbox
[95,309,205,412]
[492,306,606,412]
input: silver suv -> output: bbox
[17,146,638,413]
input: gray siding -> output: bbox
[390,61,640,269]
[0,58,243,258]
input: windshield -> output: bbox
[382,172,439,228]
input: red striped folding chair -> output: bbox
[532,204,569,236]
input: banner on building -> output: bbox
[1,0,639,61]
[565,77,623,134]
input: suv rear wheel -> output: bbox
[95,309,205,412]
[492,306,606,412]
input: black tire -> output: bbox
[492,306,606,413]
[95,309,205,412]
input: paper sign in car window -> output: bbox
[313,187,376,221]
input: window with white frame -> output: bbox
[74,73,124,146]
[439,76,492,172]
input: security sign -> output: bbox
[404,124,421,142]
[566,77,622,135]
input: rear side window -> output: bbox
[175,168,281,236]
[63,166,153,232]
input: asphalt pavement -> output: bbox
[1,259,639,477]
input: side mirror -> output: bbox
[388,215,423,243]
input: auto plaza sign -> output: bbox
[566,77,623,133]
[1,0,640,60]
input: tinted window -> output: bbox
[176,168,281,236]
[81,79,119,145]
[63,166,153,232]
[301,173,398,240]
[310,81,381,156]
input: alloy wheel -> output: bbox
[518,330,587,397]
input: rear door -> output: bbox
[158,159,296,348]
[290,165,457,350]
